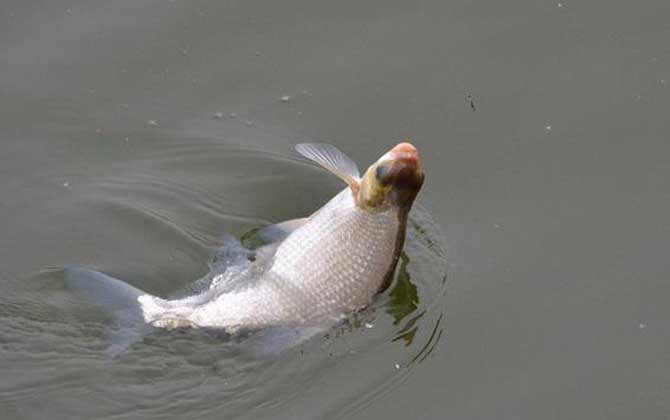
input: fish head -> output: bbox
[357,142,424,212]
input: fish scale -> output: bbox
[149,189,399,331]
[64,142,422,350]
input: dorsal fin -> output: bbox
[295,143,360,189]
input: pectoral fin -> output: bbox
[295,143,360,190]
[255,217,309,244]
[244,325,326,357]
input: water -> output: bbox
[1,0,669,419]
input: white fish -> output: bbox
[65,142,424,343]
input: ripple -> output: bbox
[7,141,448,420]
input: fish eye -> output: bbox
[375,164,392,185]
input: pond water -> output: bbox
[1,1,669,419]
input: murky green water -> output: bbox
[1,1,669,419]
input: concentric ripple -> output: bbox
[2,140,448,420]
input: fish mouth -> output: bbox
[388,142,418,160]
[376,141,424,207]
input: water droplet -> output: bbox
[557,2,563,7]
[148,120,158,127]
[280,95,291,103]
[364,323,373,329]
[213,112,224,119]
[245,120,254,127]
[545,125,552,131]
[62,181,69,187]
[394,364,401,370]
[229,113,237,118]
[66,8,72,14]
[124,137,129,142]
[639,323,647,329]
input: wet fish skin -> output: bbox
[139,142,424,332]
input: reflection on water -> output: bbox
[388,254,420,326]
[387,253,421,345]
[386,250,446,365]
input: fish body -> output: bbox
[141,188,399,330]
[67,142,424,337]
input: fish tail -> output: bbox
[63,267,153,355]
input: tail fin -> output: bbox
[64,267,152,355]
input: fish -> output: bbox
[64,142,424,350]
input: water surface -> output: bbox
[1,0,669,419]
